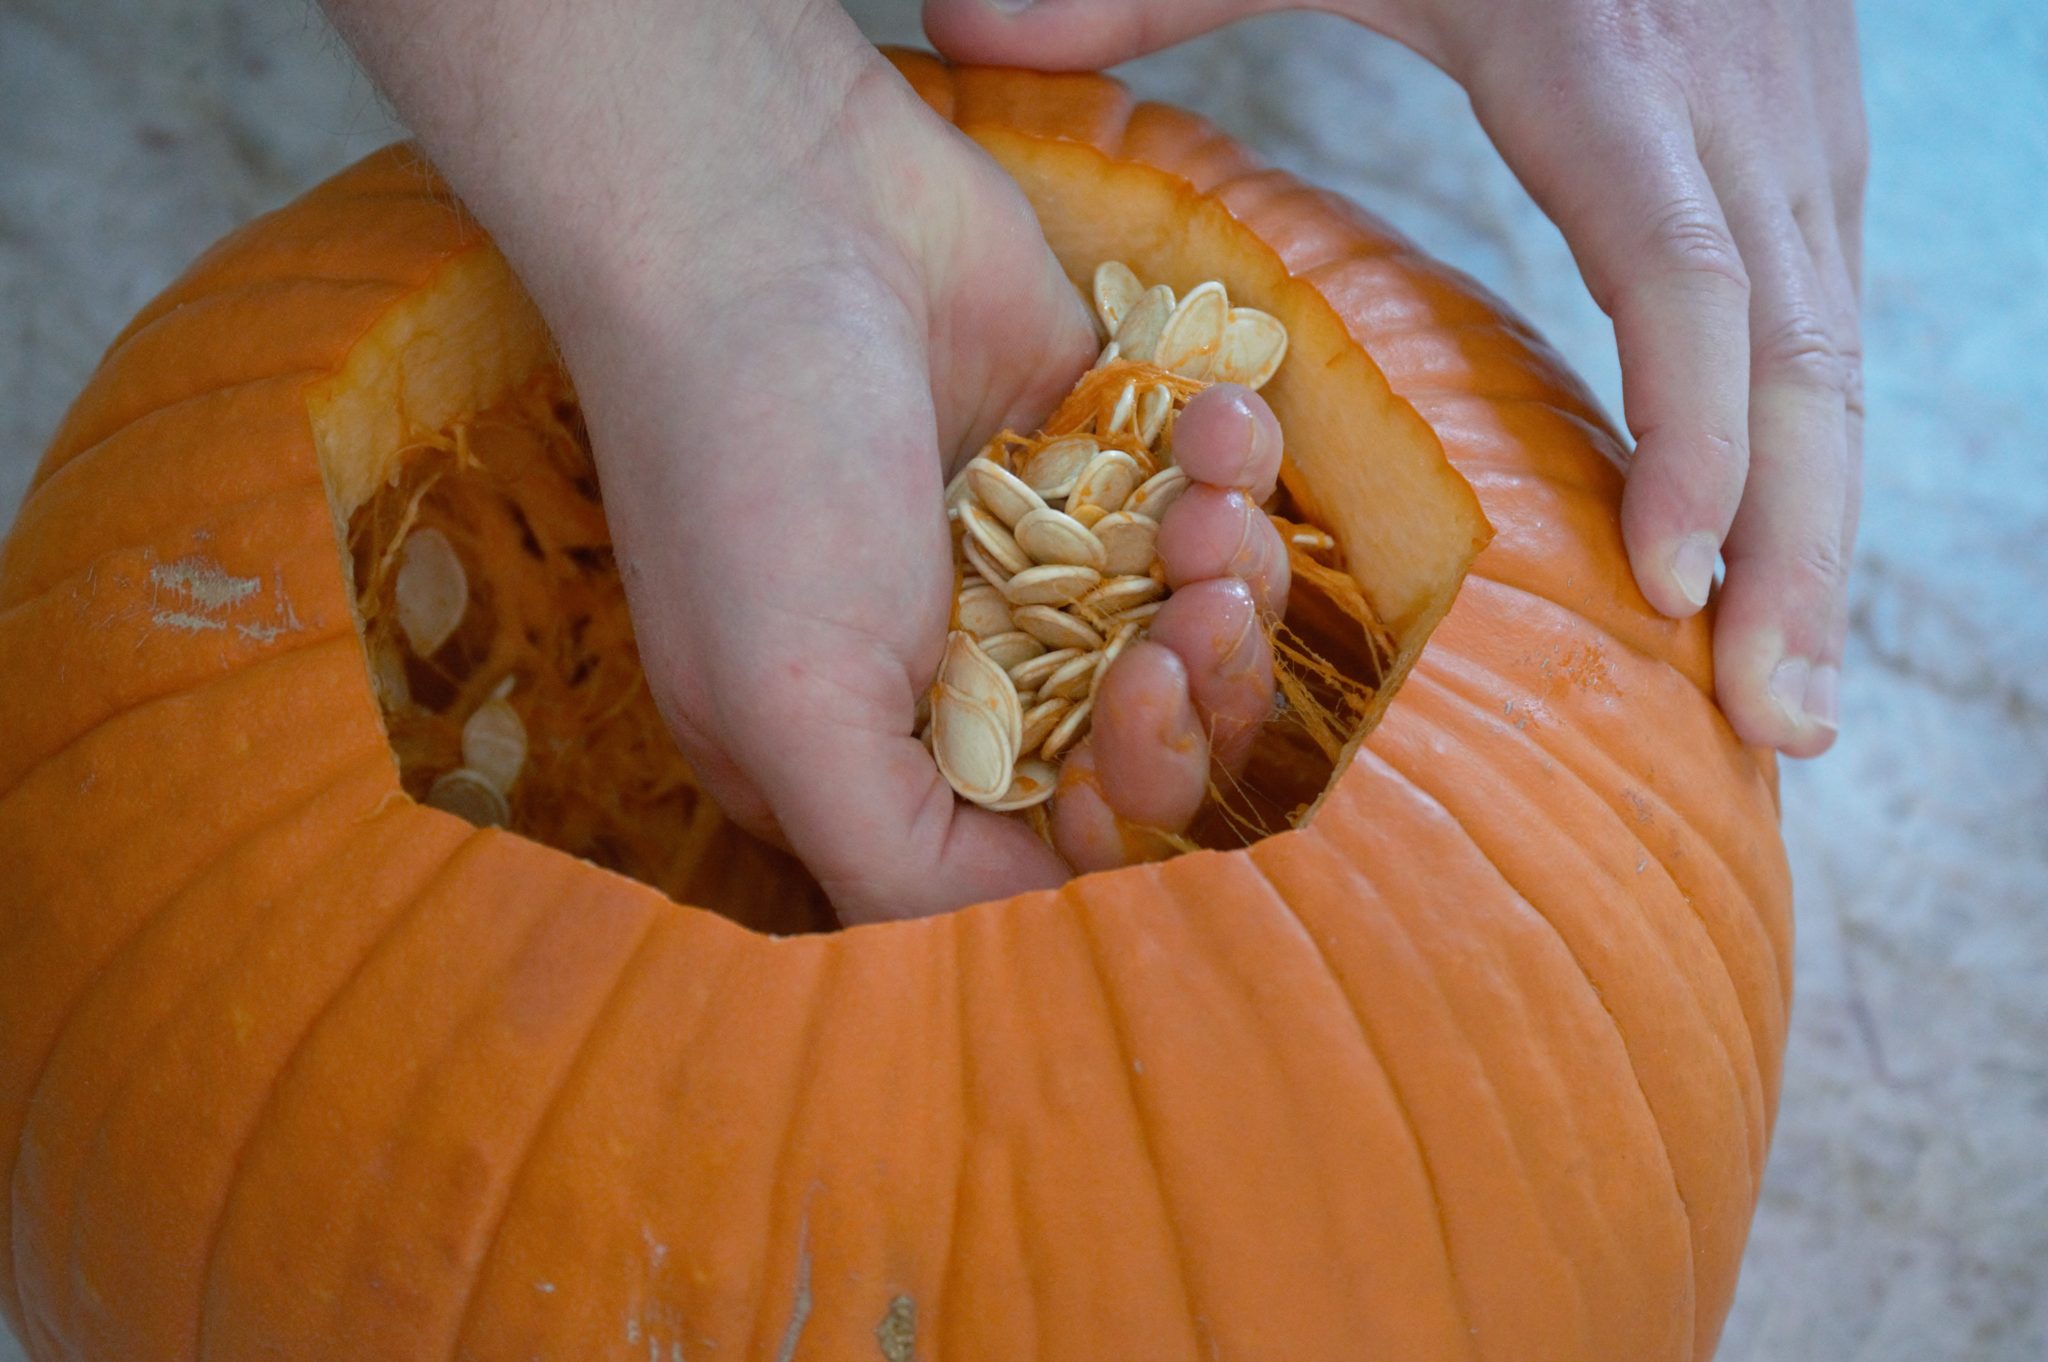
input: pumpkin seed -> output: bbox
[940,631,1023,756]
[1041,651,1100,701]
[1013,605,1105,652]
[1012,507,1106,571]
[933,689,1013,804]
[1077,574,1166,620]
[1155,281,1228,379]
[1092,511,1160,576]
[1068,450,1143,518]
[1137,383,1173,448]
[984,758,1060,812]
[1019,436,1097,499]
[1107,600,1163,629]
[978,630,1045,670]
[1018,696,1071,753]
[1003,563,1101,608]
[1009,647,1084,692]
[965,458,1047,528]
[1214,307,1289,390]
[960,534,1013,587]
[959,500,1033,577]
[1091,340,1122,371]
[394,526,467,657]
[426,767,510,828]
[1113,284,1174,363]
[934,633,1021,800]
[461,698,528,791]
[956,581,1014,637]
[1105,379,1139,438]
[1124,465,1191,519]
[1093,260,1142,334]
[1040,697,1094,762]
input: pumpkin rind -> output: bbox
[0,57,1789,1362]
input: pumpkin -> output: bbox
[0,53,1790,1362]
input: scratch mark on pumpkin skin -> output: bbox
[148,556,261,611]
[150,609,227,632]
[772,1214,813,1362]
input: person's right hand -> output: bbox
[322,0,1287,920]
[927,0,1868,760]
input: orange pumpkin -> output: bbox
[0,55,1789,1362]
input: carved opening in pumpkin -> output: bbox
[309,204,1480,930]
[334,367,1400,934]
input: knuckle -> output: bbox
[1784,536,1850,597]
[1644,200,1749,290]
[1755,306,1850,391]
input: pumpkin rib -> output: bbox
[1349,747,1707,1339]
[0,641,391,1333]
[0,382,328,607]
[1457,565,1712,701]
[738,946,845,1362]
[0,624,358,811]
[6,754,393,1349]
[1411,645,1788,1080]
[10,753,402,1357]
[445,912,755,1361]
[26,369,331,495]
[1391,666,1771,1181]
[1243,849,1496,1355]
[1260,809,1660,1357]
[1258,809,1642,1356]
[1407,395,1628,489]
[186,827,487,1361]
[365,880,664,1361]
[1292,870,1604,1355]
[1362,721,1749,1360]
[1063,886,1206,1356]
[40,281,414,478]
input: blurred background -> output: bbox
[2,0,2042,1357]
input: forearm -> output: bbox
[319,0,878,327]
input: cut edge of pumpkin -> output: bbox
[298,134,1489,926]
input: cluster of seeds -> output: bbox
[383,525,533,827]
[925,261,1291,813]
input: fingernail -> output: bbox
[1670,533,1718,611]
[1767,656,1811,725]
[1805,663,1841,732]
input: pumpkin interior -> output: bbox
[308,149,1487,934]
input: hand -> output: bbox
[322,0,1287,920]
[925,0,1868,758]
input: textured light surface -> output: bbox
[1,1,2042,1358]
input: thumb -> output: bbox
[923,0,1283,71]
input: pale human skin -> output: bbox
[322,0,1864,924]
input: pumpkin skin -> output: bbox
[0,53,1792,1362]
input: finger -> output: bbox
[1168,383,1285,501]
[1144,578,1275,772]
[1473,80,1752,621]
[923,0,1280,71]
[728,651,1071,921]
[1709,196,1856,756]
[1048,744,1178,873]
[1088,639,1211,831]
[1156,487,1291,617]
